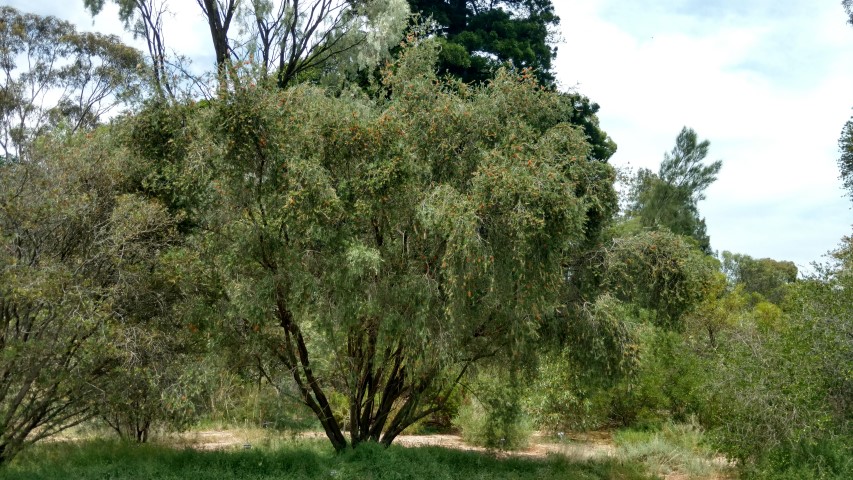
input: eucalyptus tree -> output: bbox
[839,119,853,199]
[177,37,618,450]
[0,7,144,158]
[85,0,410,90]
[720,251,797,305]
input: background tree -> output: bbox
[86,0,411,91]
[839,119,853,198]
[628,127,722,254]
[0,7,144,158]
[0,129,179,465]
[720,251,797,305]
[407,0,558,85]
[83,0,174,99]
[234,0,410,88]
[405,0,616,163]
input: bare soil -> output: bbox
[174,429,731,480]
[178,429,616,460]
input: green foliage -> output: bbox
[168,36,618,449]
[840,118,853,199]
[695,292,848,462]
[607,329,706,428]
[0,128,179,463]
[600,231,719,329]
[524,348,613,432]
[743,436,853,480]
[721,251,797,304]
[454,369,533,450]
[628,127,722,253]
[614,422,723,479]
[407,1,617,165]
[0,6,144,157]
[3,438,657,480]
[408,0,558,85]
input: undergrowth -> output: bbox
[2,438,656,480]
[614,421,729,479]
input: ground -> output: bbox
[170,428,731,480]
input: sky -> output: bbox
[9,0,853,272]
[552,0,853,272]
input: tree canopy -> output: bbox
[407,0,558,85]
[628,127,722,254]
[839,119,853,199]
[150,37,619,450]
[0,6,144,158]
[85,0,411,92]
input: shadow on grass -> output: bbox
[3,439,655,480]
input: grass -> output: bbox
[2,437,656,480]
[613,422,732,479]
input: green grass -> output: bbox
[613,422,729,479]
[2,438,655,480]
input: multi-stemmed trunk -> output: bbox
[272,285,467,451]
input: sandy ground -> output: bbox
[178,429,615,460]
[173,429,731,480]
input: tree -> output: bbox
[405,1,616,164]
[844,0,853,25]
[0,129,179,465]
[407,0,558,85]
[0,7,144,158]
[720,251,797,305]
[629,127,722,254]
[166,38,617,451]
[234,0,410,88]
[599,231,720,330]
[83,0,175,99]
[839,119,853,199]
[86,0,411,90]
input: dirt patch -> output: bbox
[179,429,616,461]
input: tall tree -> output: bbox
[839,119,853,199]
[721,251,797,305]
[629,127,722,254]
[86,0,410,90]
[840,3,853,199]
[0,7,144,159]
[408,0,558,85]
[197,0,237,73]
[83,0,174,99]
[234,0,409,88]
[406,1,615,162]
[169,38,618,450]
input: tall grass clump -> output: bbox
[614,421,726,479]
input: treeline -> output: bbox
[0,3,850,479]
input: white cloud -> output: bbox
[553,0,853,268]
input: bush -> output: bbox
[455,397,534,450]
[742,436,853,480]
[524,348,613,432]
[454,370,533,450]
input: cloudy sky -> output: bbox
[11,0,853,271]
[552,0,853,271]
